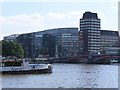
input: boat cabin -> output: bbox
[0,58,29,67]
[1,60,22,67]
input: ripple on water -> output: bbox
[2,64,118,88]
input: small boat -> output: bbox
[0,58,52,75]
[111,59,118,63]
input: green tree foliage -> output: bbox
[2,40,24,58]
[0,41,2,55]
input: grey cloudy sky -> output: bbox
[0,0,119,40]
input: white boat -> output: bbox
[111,60,118,63]
[0,58,52,75]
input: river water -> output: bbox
[1,64,119,88]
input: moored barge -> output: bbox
[0,58,52,75]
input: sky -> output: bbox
[0,0,119,40]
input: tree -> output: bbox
[0,41,2,56]
[2,40,24,58]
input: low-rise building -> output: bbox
[100,30,120,55]
[15,28,79,58]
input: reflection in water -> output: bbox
[2,64,118,88]
[0,75,2,89]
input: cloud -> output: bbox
[0,13,44,26]
[46,11,84,20]
[1,10,106,40]
[47,12,65,19]
[112,6,118,11]
[0,0,119,3]
[66,11,84,20]
[0,13,45,40]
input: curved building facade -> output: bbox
[33,28,79,58]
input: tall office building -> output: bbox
[79,11,101,54]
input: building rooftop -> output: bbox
[35,27,78,34]
[101,30,119,36]
[82,11,98,19]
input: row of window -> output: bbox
[88,42,100,44]
[89,47,100,49]
[101,39,118,41]
[61,36,78,38]
[101,37,118,39]
[88,30,100,33]
[81,27,100,30]
[35,35,42,37]
[61,38,78,41]
[89,44,100,46]
[104,40,118,42]
[62,33,71,36]
[62,40,78,42]
[80,22,100,25]
[88,50,100,52]
[80,19,100,22]
[89,39,100,41]
[88,36,101,38]
[80,25,100,28]
[62,45,77,47]
[101,44,113,47]
[88,33,101,35]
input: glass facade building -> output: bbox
[100,30,120,54]
[4,34,19,42]
[16,28,79,58]
[33,28,79,58]
[102,47,120,55]
[4,11,120,58]
[16,33,33,58]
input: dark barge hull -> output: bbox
[1,67,52,75]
